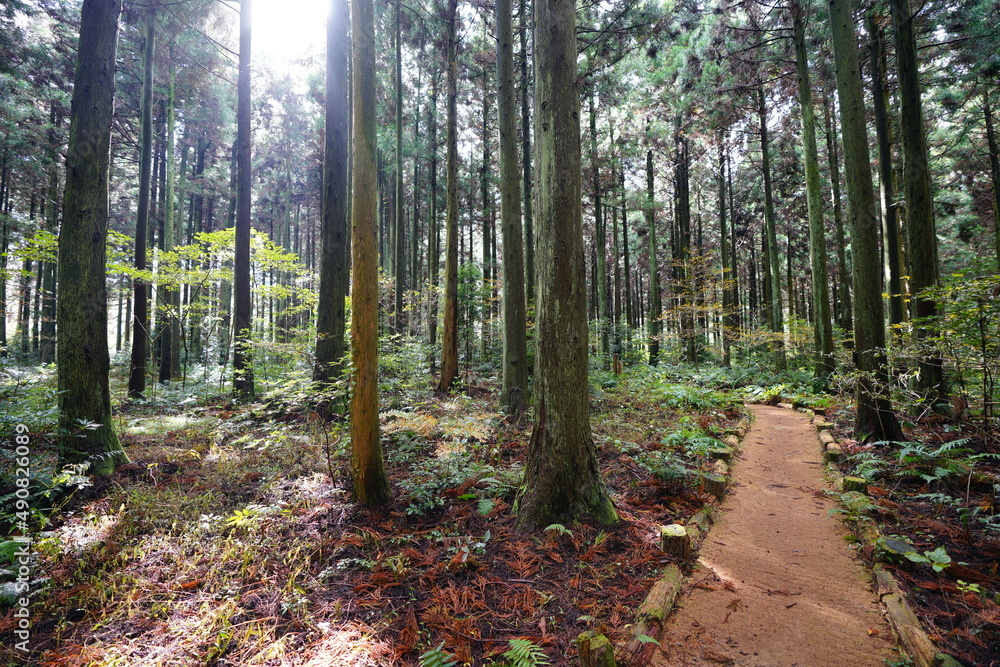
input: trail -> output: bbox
[651,404,897,666]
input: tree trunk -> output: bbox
[646,122,661,366]
[868,13,904,332]
[128,13,155,398]
[497,0,529,417]
[824,94,852,334]
[890,0,944,401]
[428,68,440,371]
[233,0,255,401]
[41,106,60,365]
[588,89,609,369]
[758,86,786,371]
[437,0,460,392]
[350,0,391,504]
[520,0,534,306]
[57,0,129,474]
[393,0,405,334]
[514,0,617,531]
[718,135,732,367]
[314,0,351,385]
[792,0,835,383]
[829,0,904,442]
[159,58,179,383]
[986,91,1000,271]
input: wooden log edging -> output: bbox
[783,404,968,667]
[576,412,751,667]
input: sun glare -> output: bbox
[251,0,329,63]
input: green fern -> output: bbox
[500,638,550,667]
[419,642,458,667]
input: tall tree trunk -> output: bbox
[437,0,460,392]
[520,0,534,306]
[514,0,617,531]
[129,13,155,398]
[792,0,835,383]
[41,107,60,365]
[890,0,944,401]
[868,13,904,332]
[57,0,129,474]
[645,122,661,366]
[393,0,405,333]
[315,0,351,384]
[497,0,529,417]
[758,86,786,371]
[986,91,1000,271]
[676,128,696,363]
[718,135,732,368]
[589,89,609,369]
[829,0,904,442]
[428,68,440,370]
[824,95,852,334]
[233,0,255,401]
[350,0,391,504]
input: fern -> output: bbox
[419,642,458,667]
[500,638,550,667]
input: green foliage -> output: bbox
[903,546,952,573]
[419,642,458,667]
[498,638,550,667]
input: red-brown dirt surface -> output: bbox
[652,405,899,666]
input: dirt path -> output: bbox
[651,404,897,666]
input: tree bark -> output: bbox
[868,13,904,332]
[233,0,255,401]
[792,0,835,383]
[515,0,617,531]
[823,94,852,334]
[57,0,129,474]
[890,0,944,400]
[437,0,460,392]
[497,0,529,417]
[128,13,155,398]
[646,122,661,366]
[393,0,405,334]
[758,86,786,371]
[520,0,534,306]
[314,0,351,385]
[986,91,1000,271]
[350,0,391,504]
[589,89,609,369]
[829,0,904,442]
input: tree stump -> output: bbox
[577,631,617,667]
[702,472,727,498]
[842,476,868,493]
[659,524,691,560]
[709,446,734,462]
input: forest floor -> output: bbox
[1,369,746,667]
[2,367,999,666]
[652,404,897,666]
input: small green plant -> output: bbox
[419,642,458,667]
[904,546,951,572]
[543,523,573,538]
[499,638,550,667]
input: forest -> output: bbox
[1,0,999,664]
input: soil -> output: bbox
[652,404,899,667]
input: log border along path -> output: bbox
[650,404,899,667]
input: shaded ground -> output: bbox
[653,405,898,667]
[0,373,744,666]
